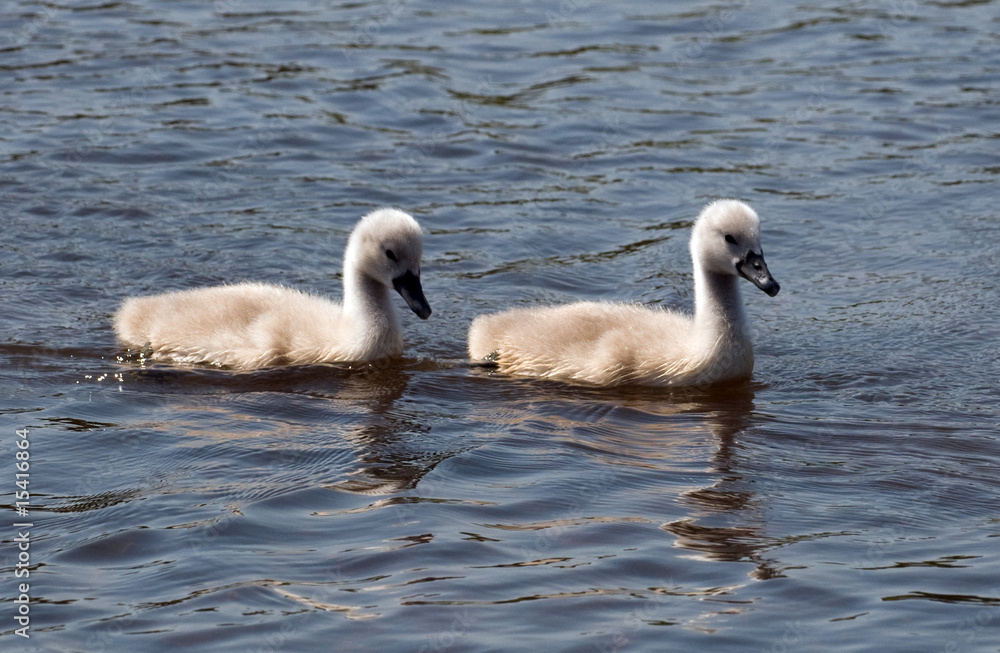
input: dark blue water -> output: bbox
[2,0,999,650]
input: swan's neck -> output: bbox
[343,270,401,343]
[693,270,751,346]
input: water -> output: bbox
[2,0,999,650]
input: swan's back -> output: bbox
[115,282,362,368]
[469,302,706,386]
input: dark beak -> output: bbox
[392,270,432,319]
[737,251,780,297]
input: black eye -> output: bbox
[385,249,397,262]
[724,234,737,245]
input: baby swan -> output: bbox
[468,200,780,387]
[114,208,431,369]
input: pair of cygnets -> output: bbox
[114,200,780,387]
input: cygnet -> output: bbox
[115,208,431,369]
[467,200,779,386]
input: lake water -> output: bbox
[2,0,999,650]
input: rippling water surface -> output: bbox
[2,0,999,650]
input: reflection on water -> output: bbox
[325,364,460,495]
[656,386,785,581]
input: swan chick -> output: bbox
[467,200,780,387]
[115,208,431,369]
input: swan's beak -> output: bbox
[392,270,432,319]
[737,251,780,297]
